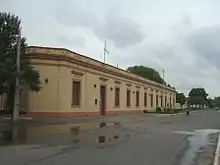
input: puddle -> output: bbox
[0,122,122,146]
[98,136,106,143]
[97,134,120,144]
[99,122,121,128]
[114,135,119,139]
[70,126,80,135]
[99,122,106,128]
[174,129,220,165]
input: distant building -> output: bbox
[17,46,177,117]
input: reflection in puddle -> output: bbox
[99,122,106,128]
[97,122,121,144]
[0,127,27,145]
[174,129,220,165]
[70,126,80,135]
[98,135,120,144]
[0,122,122,146]
[99,122,121,128]
[114,135,119,140]
[98,136,106,143]
[114,122,121,128]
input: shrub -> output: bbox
[167,108,172,113]
[162,108,173,114]
[156,107,162,113]
[143,110,148,113]
[163,108,167,113]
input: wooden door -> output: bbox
[100,86,106,115]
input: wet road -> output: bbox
[0,109,220,165]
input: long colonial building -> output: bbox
[18,46,176,117]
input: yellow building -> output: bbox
[20,46,176,117]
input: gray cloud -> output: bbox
[55,2,145,48]
[109,21,220,97]
[57,35,86,47]
[187,27,220,70]
[2,0,220,97]
[94,12,145,48]
[55,1,98,28]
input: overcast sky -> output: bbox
[1,0,220,97]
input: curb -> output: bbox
[156,113,185,117]
[213,133,220,165]
[157,110,201,117]
[1,116,33,120]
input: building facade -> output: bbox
[20,46,176,117]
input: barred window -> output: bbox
[72,81,81,106]
[115,87,120,107]
[151,94,153,107]
[136,91,140,107]
[144,93,147,107]
[127,90,131,107]
[156,95,159,106]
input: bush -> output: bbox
[156,107,184,114]
[156,107,162,113]
[167,108,172,113]
[143,110,148,113]
[175,109,183,113]
[156,108,184,114]
[163,108,167,113]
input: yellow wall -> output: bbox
[26,46,177,115]
[28,64,59,112]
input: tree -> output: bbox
[188,97,207,106]
[206,97,213,108]
[176,93,186,108]
[189,88,208,98]
[127,65,165,84]
[212,97,220,108]
[0,12,41,120]
[188,88,208,107]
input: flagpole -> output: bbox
[104,40,106,64]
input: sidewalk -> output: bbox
[1,111,155,125]
[213,133,220,165]
[1,115,104,124]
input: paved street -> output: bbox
[1,109,220,165]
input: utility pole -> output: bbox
[12,36,21,122]
[162,69,165,109]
